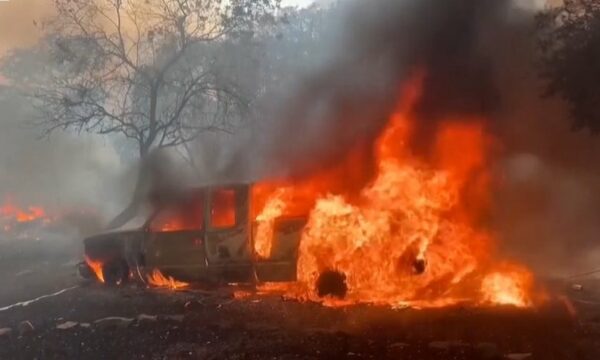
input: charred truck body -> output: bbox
[80,184,306,285]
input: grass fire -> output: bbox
[1,197,52,233]
[1,0,600,359]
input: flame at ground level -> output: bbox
[481,268,533,307]
[252,72,535,308]
[146,269,189,290]
[85,256,105,283]
[1,197,52,232]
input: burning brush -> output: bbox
[0,196,54,240]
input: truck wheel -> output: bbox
[102,259,129,286]
[316,270,347,299]
[77,261,94,280]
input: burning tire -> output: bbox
[316,270,347,299]
[102,259,129,286]
[412,258,427,275]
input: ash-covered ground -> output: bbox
[1,239,599,360]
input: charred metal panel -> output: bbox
[269,217,306,261]
[145,231,206,267]
[84,234,124,262]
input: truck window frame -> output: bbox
[207,186,239,230]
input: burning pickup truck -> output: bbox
[79,183,306,286]
[78,74,535,306]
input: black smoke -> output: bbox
[253,0,513,178]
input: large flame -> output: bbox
[252,73,534,308]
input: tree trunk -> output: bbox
[108,84,159,229]
[106,161,149,229]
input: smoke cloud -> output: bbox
[251,0,509,176]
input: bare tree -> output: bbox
[171,5,332,180]
[2,0,279,227]
[537,0,600,132]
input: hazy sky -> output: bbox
[282,0,315,6]
[0,0,554,57]
[0,0,316,57]
[0,0,51,56]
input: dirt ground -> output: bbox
[1,239,599,360]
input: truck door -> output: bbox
[253,217,306,282]
[144,191,206,280]
[204,185,252,279]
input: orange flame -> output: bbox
[252,72,534,308]
[481,269,532,307]
[254,189,287,259]
[146,269,188,290]
[85,256,105,283]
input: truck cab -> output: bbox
[81,183,306,285]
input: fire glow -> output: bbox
[252,72,534,308]
[1,198,51,228]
